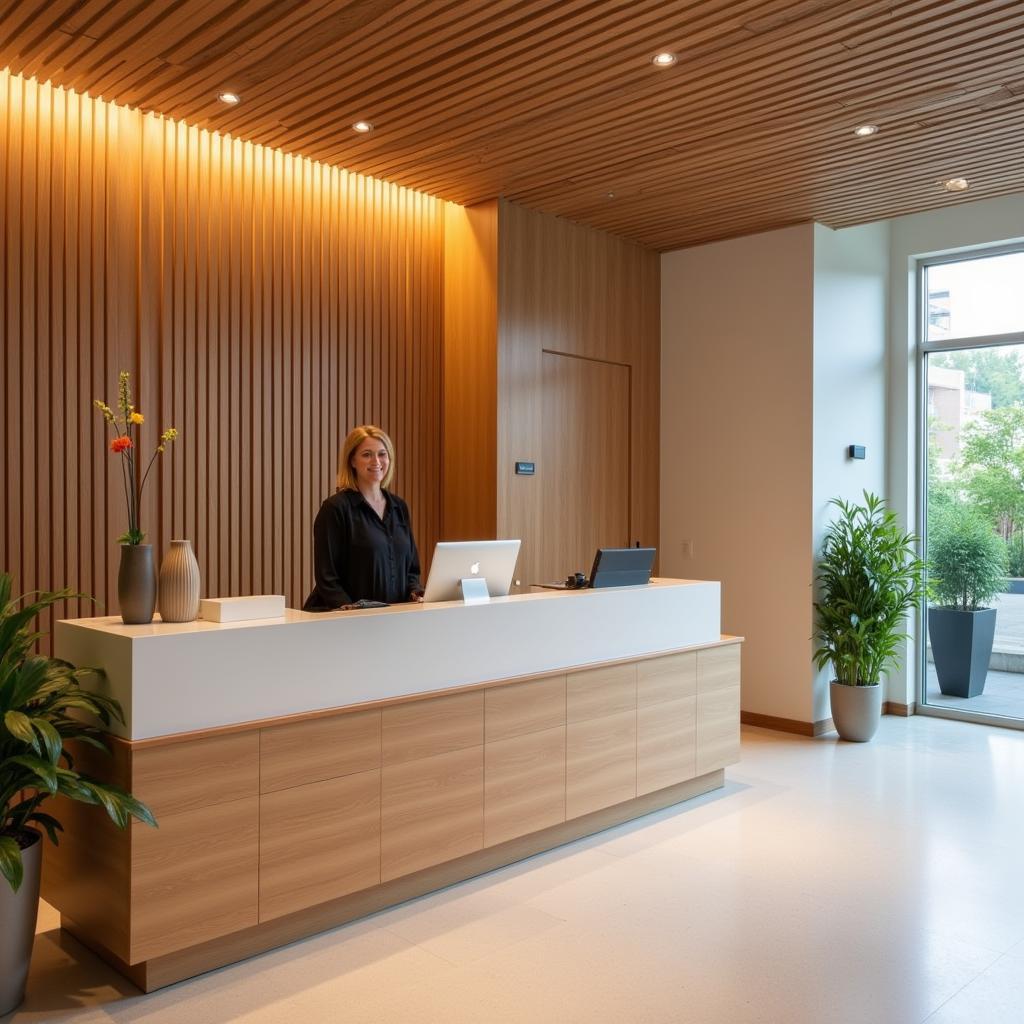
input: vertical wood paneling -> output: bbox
[1,69,444,634]
[497,199,660,591]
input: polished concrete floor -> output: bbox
[11,717,1024,1024]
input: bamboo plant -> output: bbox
[0,574,156,892]
[814,492,926,687]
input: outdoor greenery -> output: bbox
[1008,533,1024,579]
[814,493,926,688]
[929,348,1024,580]
[932,349,1024,409]
[928,504,1008,610]
[0,573,156,893]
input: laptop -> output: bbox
[422,540,521,602]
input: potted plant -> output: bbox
[928,504,1008,698]
[814,493,925,742]
[0,573,155,1016]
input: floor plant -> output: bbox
[814,492,925,741]
[0,572,155,1015]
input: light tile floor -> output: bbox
[11,717,1024,1024]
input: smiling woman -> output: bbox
[303,425,423,611]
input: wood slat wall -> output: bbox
[0,69,444,637]
[497,199,660,590]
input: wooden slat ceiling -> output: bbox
[3,0,1024,250]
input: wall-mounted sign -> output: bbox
[515,461,536,475]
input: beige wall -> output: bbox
[811,222,889,720]
[661,221,892,727]
[661,225,815,725]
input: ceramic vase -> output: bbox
[0,829,41,1016]
[118,543,156,624]
[158,539,201,623]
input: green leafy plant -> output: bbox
[814,492,926,687]
[1006,532,1024,579]
[928,504,1008,610]
[0,573,156,892]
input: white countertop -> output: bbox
[56,579,721,740]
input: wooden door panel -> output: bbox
[538,352,630,586]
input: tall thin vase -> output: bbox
[118,543,156,624]
[158,539,201,623]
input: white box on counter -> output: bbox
[199,595,287,622]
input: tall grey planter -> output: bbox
[158,539,201,622]
[929,606,996,699]
[118,543,156,624]
[829,681,883,742]
[0,829,41,1016]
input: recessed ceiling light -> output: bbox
[651,51,678,68]
[853,124,878,137]
[217,91,240,105]
[943,177,970,192]
[352,120,374,133]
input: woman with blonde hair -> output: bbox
[303,425,422,610]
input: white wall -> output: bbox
[661,224,815,724]
[886,194,1024,704]
[661,221,889,727]
[811,222,889,719]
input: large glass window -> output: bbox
[920,249,1024,727]
[925,251,1024,342]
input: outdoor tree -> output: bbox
[960,406,1024,539]
[932,349,1024,407]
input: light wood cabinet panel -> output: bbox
[566,709,636,819]
[484,726,565,847]
[696,687,741,775]
[260,710,381,793]
[566,663,636,723]
[382,691,484,766]
[130,797,259,962]
[381,746,483,881]
[697,644,741,694]
[638,652,697,707]
[259,770,381,921]
[637,697,696,795]
[132,732,258,818]
[485,676,566,742]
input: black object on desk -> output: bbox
[588,547,656,589]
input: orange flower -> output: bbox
[110,435,133,453]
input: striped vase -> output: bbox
[158,539,201,623]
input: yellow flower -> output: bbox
[130,411,144,425]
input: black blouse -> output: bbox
[303,489,422,610]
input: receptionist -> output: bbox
[303,425,423,611]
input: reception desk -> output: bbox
[44,580,741,991]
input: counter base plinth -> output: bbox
[64,771,724,993]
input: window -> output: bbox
[919,246,1024,728]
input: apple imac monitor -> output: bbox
[422,540,521,603]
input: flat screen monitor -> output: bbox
[588,547,656,589]
[422,540,522,603]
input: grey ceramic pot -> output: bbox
[0,829,41,1016]
[118,543,156,624]
[830,681,883,742]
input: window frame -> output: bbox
[915,242,1024,730]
